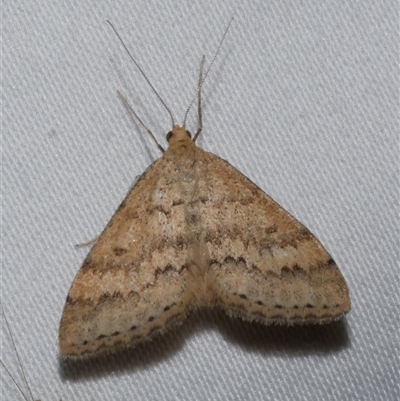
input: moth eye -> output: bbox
[185,130,192,139]
[166,131,173,142]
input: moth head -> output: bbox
[166,126,192,143]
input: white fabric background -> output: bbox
[2,1,398,400]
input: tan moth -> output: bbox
[59,20,350,359]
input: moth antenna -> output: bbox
[1,302,35,401]
[183,17,233,128]
[117,90,165,153]
[193,55,205,142]
[107,20,176,130]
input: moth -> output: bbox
[59,21,350,358]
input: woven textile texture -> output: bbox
[2,1,398,400]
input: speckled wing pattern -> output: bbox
[59,127,350,358]
[59,133,204,358]
[197,150,350,324]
